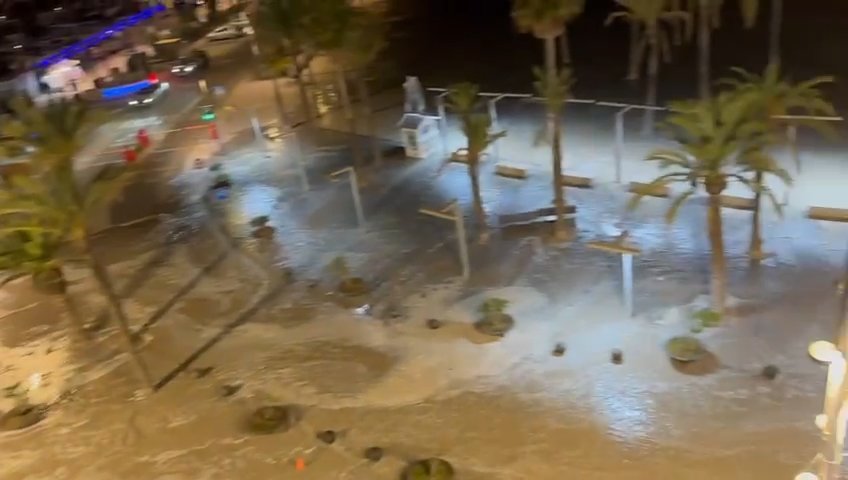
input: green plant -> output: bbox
[329,256,350,278]
[693,308,721,328]
[479,298,509,316]
[402,458,455,480]
[250,215,270,228]
[666,336,707,361]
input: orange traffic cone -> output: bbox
[295,457,306,471]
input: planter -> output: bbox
[338,277,368,296]
[473,313,514,337]
[665,336,707,363]
[402,458,455,480]
[31,268,66,295]
[0,404,46,432]
[251,226,275,239]
[246,405,298,434]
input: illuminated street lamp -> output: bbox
[804,339,848,480]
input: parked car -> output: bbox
[128,82,170,107]
[170,50,209,76]
[206,24,243,41]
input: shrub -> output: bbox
[402,458,455,480]
[666,336,707,362]
[693,308,721,328]
[246,405,297,434]
[478,298,509,317]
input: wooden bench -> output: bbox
[494,164,528,179]
[720,195,756,211]
[498,205,576,228]
[561,174,593,189]
[628,181,670,198]
[808,206,848,223]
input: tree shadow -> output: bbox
[153,279,286,391]
[134,248,230,339]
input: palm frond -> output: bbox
[665,188,697,223]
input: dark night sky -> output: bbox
[382,0,848,106]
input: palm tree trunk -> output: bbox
[749,170,764,261]
[627,26,646,81]
[468,159,488,244]
[335,68,353,121]
[707,193,727,314]
[294,68,313,126]
[697,0,712,100]
[84,238,154,390]
[545,36,568,239]
[558,26,571,66]
[768,0,783,68]
[271,76,288,127]
[643,29,660,135]
[356,74,383,167]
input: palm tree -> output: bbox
[533,66,575,238]
[512,0,583,240]
[447,83,506,244]
[606,0,690,132]
[720,65,835,260]
[0,98,154,389]
[557,0,586,66]
[0,199,88,337]
[695,0,760,100]
[334,8,387,167]
[628,92,759,314]
[255,0,326,126]
[766,0,782,68]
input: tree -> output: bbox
[446,83,506,244]
[0,98,154,389]
[628,93,759,314]
[695,0,760,100]
[512,0,583,239]
[606,0,690,132]
[557,0,586,66]
[333,8,387,168]
[0,191,88,337]
[256,0,341,126]
[720,65,835,260]
[533,66,575,238]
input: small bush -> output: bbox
[479,298,509,316]
[666,336,707,362]
[250,215,270,228]
[364,446,384,462]
[246,405,297,434]
[762,365,780,380]
[473,314,514,337]
[0,404,45,431]
[693,308,721,328]
[402,458,455,480]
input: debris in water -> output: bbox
[316,430,337,444]
[611,349,623,365]
[364,446,384,462]
[426,318,442,330]
[354,304,372,316]
[552,343,566,357]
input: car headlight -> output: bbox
[129,100,139,105]
[185,65,195,72]
[143,98,153,104]
[170,67,180,72]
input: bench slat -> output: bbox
[628,182,670,198]
[808,206,848,223]
[719,195,756,211]
[561,174,593,189]
[495,164,528,179]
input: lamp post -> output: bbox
[329,167,364,228]
[419,200,470,281]
[798,247,848,480]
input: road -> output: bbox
[85,35,257,229]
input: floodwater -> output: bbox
[0,128,843,480]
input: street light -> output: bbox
[806,339,848,480]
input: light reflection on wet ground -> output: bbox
[1,127,845,479]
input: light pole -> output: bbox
[586,231,641,317]
[329,167,364,228]
[798,246,848,480]
[419,200,470,281]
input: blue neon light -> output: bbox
[36,3,166,70]
[101,79,155,100]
